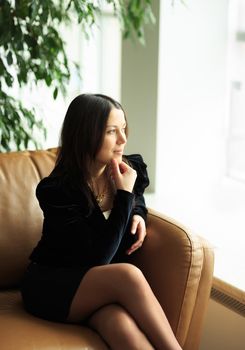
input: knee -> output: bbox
[118,263,145,286]
[122,263,148,293]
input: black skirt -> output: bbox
[20,232,135,323]
[20,262,87,322]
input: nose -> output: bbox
[117,130,127,145]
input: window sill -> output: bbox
[211,277,245,316]
[145,192,245,294]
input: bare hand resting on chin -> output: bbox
[110,159,137,193]
[110,159,147,255]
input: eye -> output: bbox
[121,127,126,133]
[107,129,116,134]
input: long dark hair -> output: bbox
[52,93,128,208]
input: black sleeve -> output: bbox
[32,177,135,267]
[125,154,150,222]
[92,190,134,264]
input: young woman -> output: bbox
[21,94,182,350]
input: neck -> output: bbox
[89,164,110,209]
[90,162,107,179]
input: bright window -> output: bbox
[146,0,245,292]
[226,0,245,183]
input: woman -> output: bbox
[21,94,182,350]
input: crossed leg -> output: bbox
[67,263,182,350]
[88,304,154,350]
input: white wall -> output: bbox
[121,0,160,192]
[145,0,245,290]
[200,299,245,350]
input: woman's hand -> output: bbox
[110,159,137,193]
[126,215,147,255]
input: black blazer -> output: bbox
[30,154,149,273]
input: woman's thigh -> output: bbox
[67,262,146,323]
[88,304,154,350]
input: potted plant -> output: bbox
[0,0,155,152]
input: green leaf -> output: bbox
[24,34,38,48]
[6,51,13,65]
[53,87,58,99]
[45,74,52,87]
[5,74,13,87]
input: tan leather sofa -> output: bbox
[0,148,214,350]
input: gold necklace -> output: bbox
[95,192,105,206]
[90,174,108,208]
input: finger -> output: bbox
[136,222,144,236]
[131,218,139,234]
[110,158,118,169]
[127,229,146,255]
[118,161,129,174]
[127,240,144,255]
[110,158,120,178]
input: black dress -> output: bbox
[20,154,149,322]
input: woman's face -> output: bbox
[95,108,127,166]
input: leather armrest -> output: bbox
[128,208,214,349]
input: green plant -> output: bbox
[0,0,156,152]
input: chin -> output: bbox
[112,154,123,162]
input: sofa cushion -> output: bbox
[0,290,108,349]
[0,149,57,288]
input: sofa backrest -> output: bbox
[0,148,57,288]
